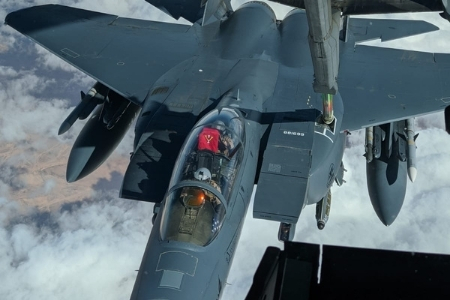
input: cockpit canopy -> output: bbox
[160,185,226,246]
[169,108,245,201]
[160,108,245,246]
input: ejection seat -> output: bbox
[196,150,214,172]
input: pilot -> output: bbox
[178,187,206,236]
[194,168,222,193]
[219,133,234,156]
[194,167,212,181]
[192,168,224,234]
[213,120,234,156]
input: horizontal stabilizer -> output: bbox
[343,18,439,44]
[270,0,444,16]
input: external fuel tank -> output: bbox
[66,91,140,182]
[366,121,408,226]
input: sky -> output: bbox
[1,1,450,299]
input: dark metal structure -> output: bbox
[247,242,450,300]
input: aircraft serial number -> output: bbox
[283,131,305,136]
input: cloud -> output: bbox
[0,43,8,53]
[0,193,152,300]
[1,1,450,300]
[0,36,90,150]
[0,66,69,142]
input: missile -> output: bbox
[406,118,418,182]
[334,161,346,186]
[373,126,382,159]
[58,82,108,135]
[315,190,331,230]
[365,126,374,163]
[396,129,407,163]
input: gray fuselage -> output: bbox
[130,3,346,299]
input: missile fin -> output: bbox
[397,132,406,141]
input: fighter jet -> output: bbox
[5,0,450,299]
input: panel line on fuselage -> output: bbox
[314,117,338,143]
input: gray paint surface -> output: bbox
[5,2,450,299]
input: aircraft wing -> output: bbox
[5,5,198,106]
[270,0,445,15]
[339,18,450,131]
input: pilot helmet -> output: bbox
[194,168,211,181]
[212,120,226,131]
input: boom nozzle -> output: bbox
[322,93,335,125]
[278,223,296,241]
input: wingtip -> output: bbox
[4,11,13,26]
[4,6,31,26]
[3,7,31,30]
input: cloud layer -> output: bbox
[1,1,450,300]
[0,194,153,300]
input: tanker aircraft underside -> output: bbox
[5,0,450,299]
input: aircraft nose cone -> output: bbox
[66,146,95,182]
